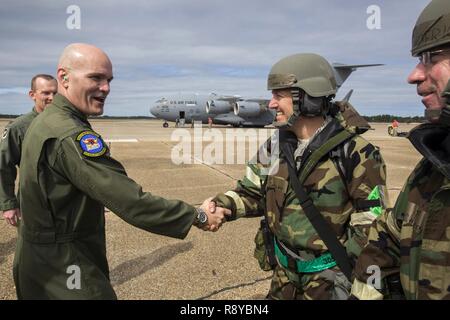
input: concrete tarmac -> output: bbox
[0,119,421,299]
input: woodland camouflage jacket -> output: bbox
[214,118,387,269]
[352,123,450,300]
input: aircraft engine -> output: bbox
[233,101,264,117]
[206,100,232,114]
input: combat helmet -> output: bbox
[412,0,450,125]
[267,53,337,127]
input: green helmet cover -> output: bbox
[267,53,337,97]
[412,1,450,125]
[411,0,450,56]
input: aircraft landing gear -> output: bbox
[163,122,169,128]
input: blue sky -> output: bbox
[0,0,430,116]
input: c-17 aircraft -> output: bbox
[150,63,382,127]
[152,93,273,127]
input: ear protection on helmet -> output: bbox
[294,88,332,117]
[299,94,330,117]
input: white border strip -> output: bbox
[104,139,138,143]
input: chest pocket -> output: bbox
[265,174,289,226]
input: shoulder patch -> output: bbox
[1,128,8,140]
[76,131,107,157]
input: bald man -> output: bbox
[14,43,229,300]
[1,74,57,226]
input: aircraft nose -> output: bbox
[150,104,158,117]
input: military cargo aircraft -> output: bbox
[150,63,382,127]
[151,94,273,127]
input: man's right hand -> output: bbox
[3,208,21,226]
[198,198,231,232]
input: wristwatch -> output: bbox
[194,207,208,227]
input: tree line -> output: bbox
[363,115,425,123]
[0,114,425,123]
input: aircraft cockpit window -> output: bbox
[155,98,168,103]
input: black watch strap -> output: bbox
[194,207,208,227]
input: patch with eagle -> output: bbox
[76,131,107,157]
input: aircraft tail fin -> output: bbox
[342,89,353,103]
[335,89,372,134]
[332,63,384,88]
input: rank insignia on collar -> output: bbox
[76,131,107,157]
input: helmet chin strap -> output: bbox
[439,106,450,126]
[272,111,300,128]
[424,107,450,126]
[424,109,441,121]
[272,88,301,128]
[286,88,302,127]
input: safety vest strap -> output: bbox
[299,129,355,183]
[274,237,337,273]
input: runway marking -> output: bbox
[104,139,138,143]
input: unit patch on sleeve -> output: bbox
[76,131,107,157]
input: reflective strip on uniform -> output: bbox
[350,278,384,300]
[386,210,401,241]
[367,185,381,216]
[2,128,8,140]
[377,185,391,210]
[245,165,261,188]
[224,190,246,218]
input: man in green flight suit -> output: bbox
[206,53,387,299]
[1,74,57,226]
[351,0,450,300]
[14,43,230,300]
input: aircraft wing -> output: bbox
[215,95,242,102]
[213,113,245,125]
[244,98,270,104]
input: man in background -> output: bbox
[0,74,57,226]
[351,0,450,300]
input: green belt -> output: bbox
[274,239,337,273]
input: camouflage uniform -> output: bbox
[351,123,450,300]
[351,0,450,301]
[214,116,386,299]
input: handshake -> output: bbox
[194,197,232,232]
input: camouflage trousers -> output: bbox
[267,265,352,300]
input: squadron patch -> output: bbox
[76,131,107,157]
[1,128,8,140]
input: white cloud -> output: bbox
[0,0,433,116]
[0,87,28,95]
